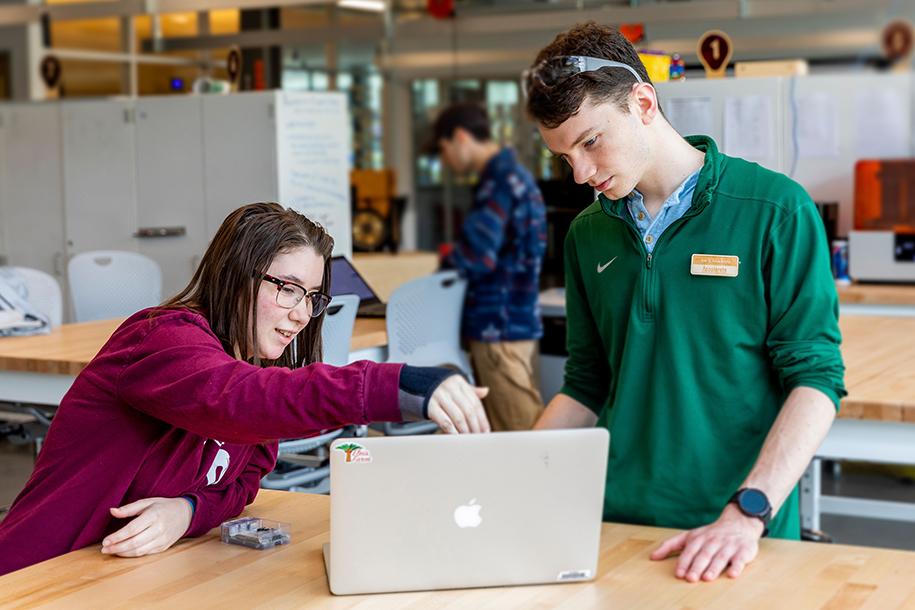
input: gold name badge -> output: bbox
[690,254,740,277]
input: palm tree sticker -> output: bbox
[336,443,364,463]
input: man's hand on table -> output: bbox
[649,503,764,582]
[102,497,193,558]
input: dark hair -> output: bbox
[161,202,334,369]
[525,22,653,129]
[432,102,492,143]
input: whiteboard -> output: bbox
[275,91,352,258]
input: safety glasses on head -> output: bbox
[522,55,644,99]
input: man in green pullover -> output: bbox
[525,23,846,583]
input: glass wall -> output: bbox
[282,49,384,171]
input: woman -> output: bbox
[0,202,489,575]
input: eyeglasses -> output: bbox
[259,273,331,317]
[522,55,644,97]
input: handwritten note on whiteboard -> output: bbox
[276,91,352,258]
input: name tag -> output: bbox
[690,254,740,277]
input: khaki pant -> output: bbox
[468,340,544,432]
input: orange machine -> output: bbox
[854,160,915,232]
[849,159,915,282]
[350,169,404,252]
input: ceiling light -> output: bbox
[337,0,386,12]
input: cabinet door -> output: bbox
[61,100,138,255]
[0,104,67,286]
[202,92,277,237]
[135,96,207,299]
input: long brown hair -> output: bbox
[162,202,334,368]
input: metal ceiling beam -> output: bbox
[0,0,332,27]
[139,20,384,51]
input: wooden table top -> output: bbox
[352,251,439,303]
[838,283,915,307]
[837,315,915,422]
[0,313,912,422]
[0,317,387,376]
[4,490,915,609]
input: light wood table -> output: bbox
[0,317,387,406]
[352,251,438,302]
[4,489,915,609]
[838,283,915,308]
[804,315,915,529]
[838,315,915,422]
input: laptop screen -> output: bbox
[330,256,380,303]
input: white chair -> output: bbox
[11,267,63,328]
[382,270,471,436]
[320,294,360,366]
[68,251,162,322]
[0,266,63,454]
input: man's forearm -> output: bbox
[739,386,836,515]
[534,393,598,429]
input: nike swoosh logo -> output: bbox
[597,256,618,274]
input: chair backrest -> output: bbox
[68,251,162,322]
[9,267,63,328]
[385,270,470,374]
[320,294,360,366]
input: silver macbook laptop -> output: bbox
[323,429,609,595]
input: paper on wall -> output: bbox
[795,93,839,158]
[666,97,714,139]
[723,95,774,163]
[855,89,909,159]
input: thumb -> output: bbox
[473,386,490,399]
[110,497,156,518]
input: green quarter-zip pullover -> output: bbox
[561,135,846,539]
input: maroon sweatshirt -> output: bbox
[0,308,404,575]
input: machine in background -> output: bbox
[849,159,915,283]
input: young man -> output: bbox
[432,102,548,431]
[525,23,845,582]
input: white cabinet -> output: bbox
[0,104,68,289]
[202,92,278,238]
[134,96,207,299]
[61,100,138,255]
[1,91,353,317]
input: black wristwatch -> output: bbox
[728,488,772,537]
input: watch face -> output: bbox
[739,489,769,515]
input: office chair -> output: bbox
[0,267,64,455]
[68,251,162,322]
[261,294,363,493]
[382,270,471,436]
[10,267,63,328]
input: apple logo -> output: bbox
[453,499,483,528]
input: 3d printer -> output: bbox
[848,159,915,283]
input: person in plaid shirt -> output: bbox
[431,102,548,431]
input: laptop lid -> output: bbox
[325,429,609,595]
[329,256,382,306]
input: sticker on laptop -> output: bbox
[335,443,373,464]
[690,253,740,277]
[557,569,593,582]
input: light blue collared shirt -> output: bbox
[626,170,700,253]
